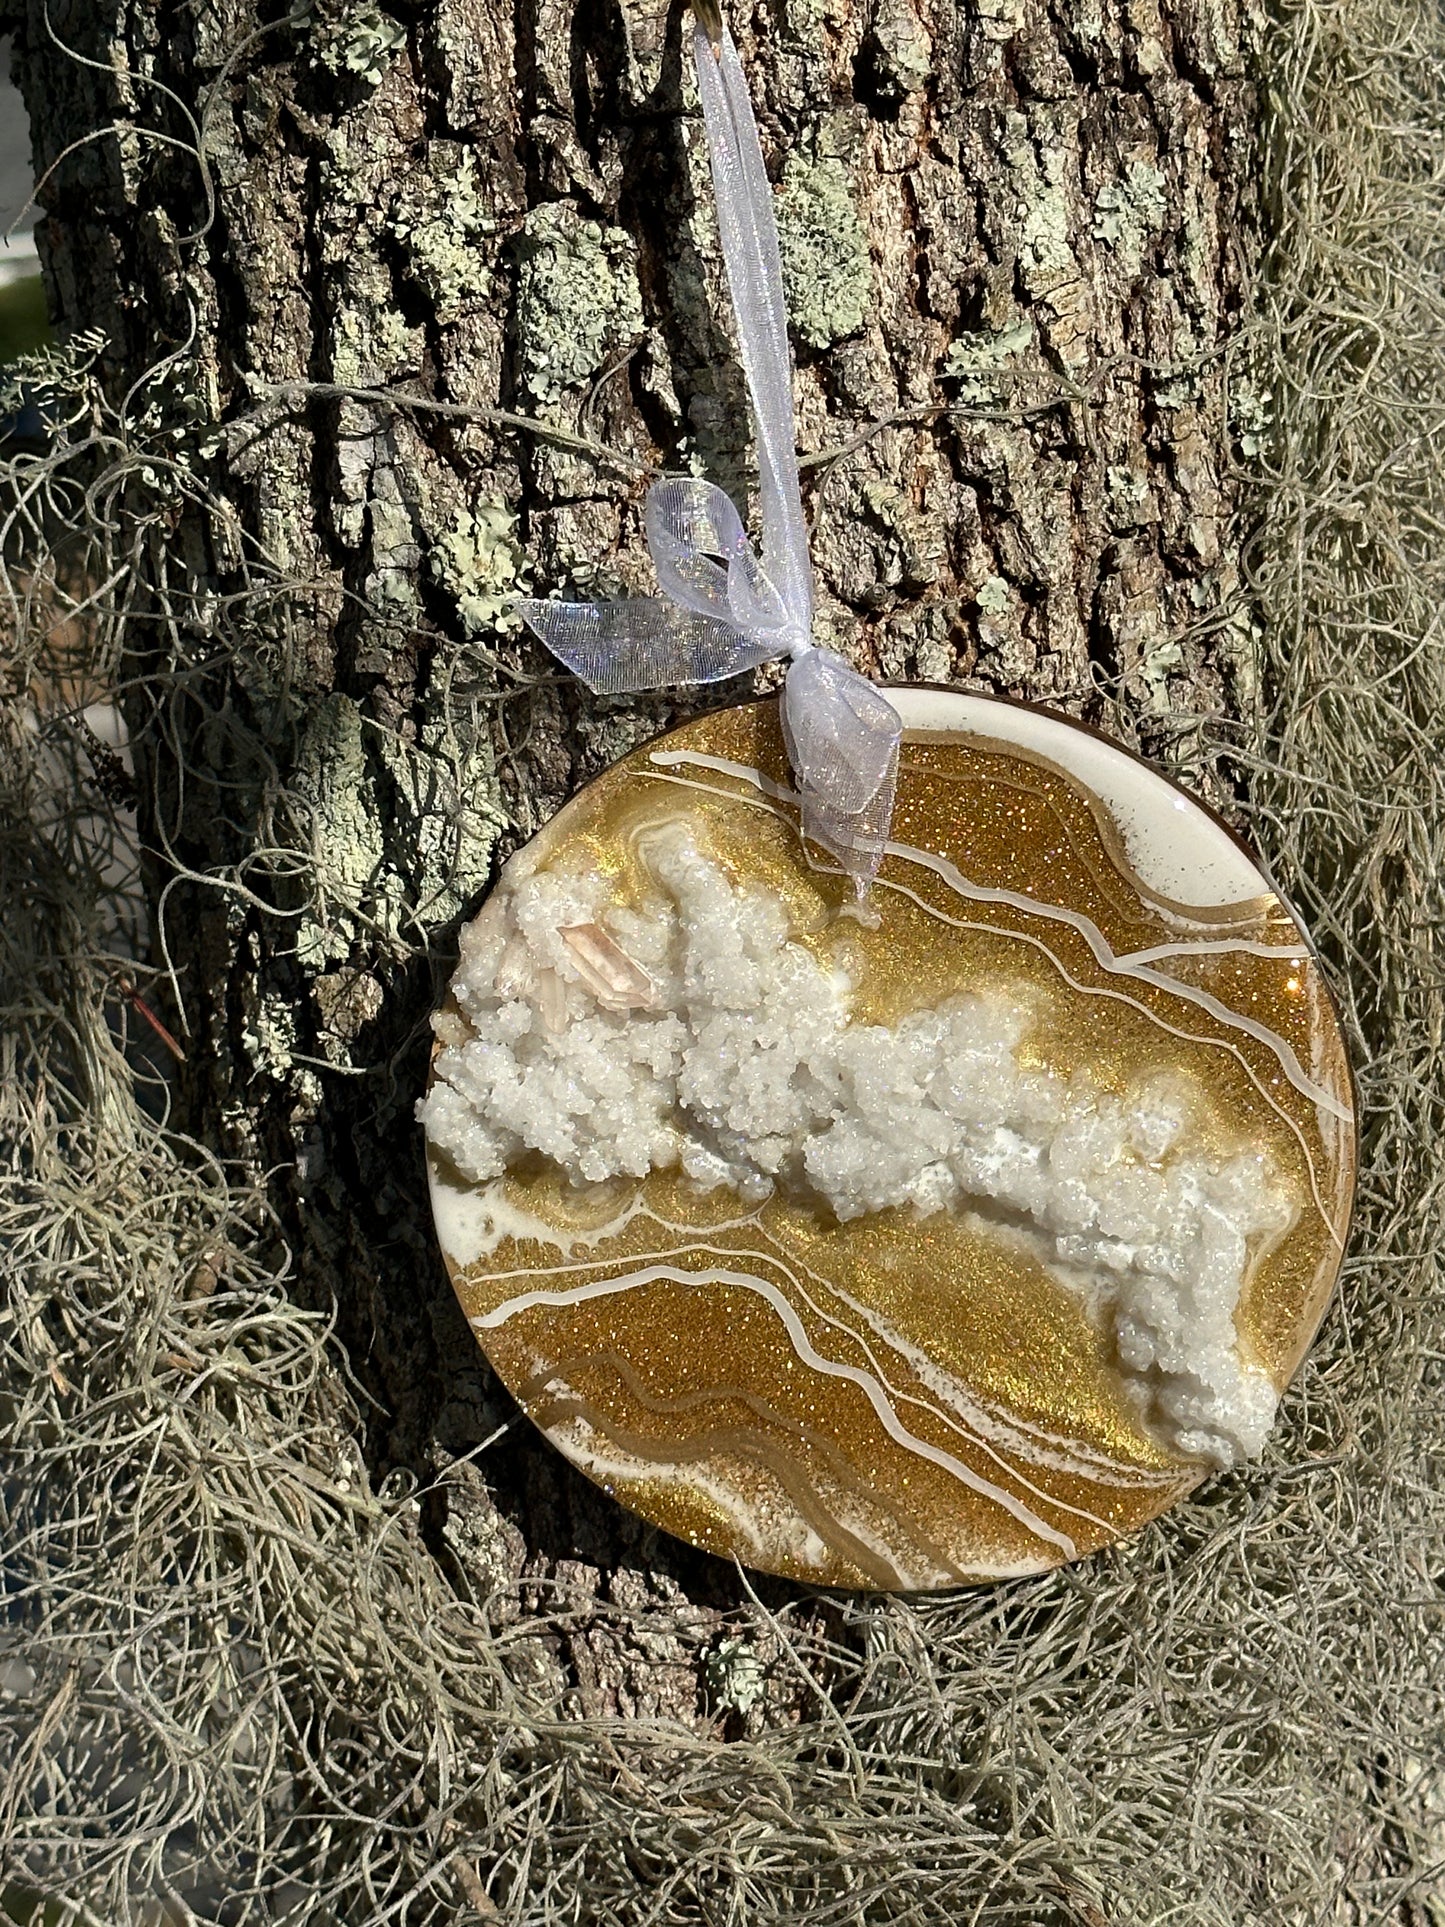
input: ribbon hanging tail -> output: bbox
[781,648,902,891]
[692,25,813,640]
[517,595,782,694]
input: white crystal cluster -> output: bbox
[420,824,1293,1466]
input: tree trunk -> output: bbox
[7,0,1256,1722]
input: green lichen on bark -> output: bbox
[392,147,493,317]
[375,693,503,929]
[701,1637,766,1716]
[941,316,1035,400]
[514,205,644,406]
[291,694,386,967]
[859,0,932,100]
[289,686,501,962]
[1005,114,1085,327]
[856,478,945,603]
[309,2,408,86]
[1093,159,1168,273]
[775,155,872,350]
[429,500,530,636]
[324,248,414,390]
[240,984,302,1080]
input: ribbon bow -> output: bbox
[516,17,901,891]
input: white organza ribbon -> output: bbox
[516,20,901,890]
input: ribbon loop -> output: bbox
[645,477,793,643]
[644,477,745,620]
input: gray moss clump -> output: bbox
[775,156,873,350]
[514,205,644,406]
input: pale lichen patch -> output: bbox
[314,968,385,1051]
[289,685,501,964]
[1230,379,1274,457]
[1107,464,1155,528]
[1136,631,1186,715]
[514,206,644,408]
[374,695,502,932]
[854,479,945,604]
[975,0,1027,41]
[392,148,493,319]
[308,3,408,87]
[775,156,873,351]
[429,501,530,638]
[291,694,385,967]
[859,0,933,100]
[241,986,300,1080]
[1003,116,1092,364]
[941,316,1035,402]
[702,1637,766,1716]
[973,573,1035,686]
[975,575,1013,617]
[1093,160,1168,275]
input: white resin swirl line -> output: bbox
[474,1179,769,1263]
[650,747,795,798]
[540,1375,938,1588]
[656,757,1304,959]
[1114,938,1311,965]
[540,1407,941,1581]
[744,1222,1183,1491]
[486,1212,1179,1493]
[477,1189,1179,1493]
[650,748,1351,1128]
[815,1270,1182,1491]
[554,1407,1032,1585]
[546,1412,774,1563]
[730,1226,1179,1497]
[485,1231,1127,1531]
[476,1263,1079,1557]
[638,762,1341,1243]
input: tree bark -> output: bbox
[6,0,1258,1722]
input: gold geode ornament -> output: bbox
[422,695,1355,1589]
[419,9,1354,1587]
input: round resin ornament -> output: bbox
[420,692,1355,1591]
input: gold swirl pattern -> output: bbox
[425,693,1356,1591]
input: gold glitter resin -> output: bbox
[426,695,1356,1591]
